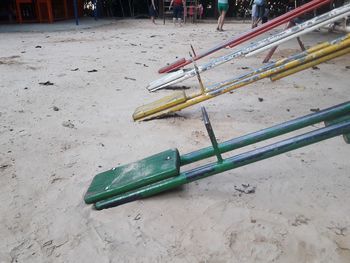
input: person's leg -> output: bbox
[177,6,183,26]
[149,5,156,24]
[217,5,222,30]
[262,16,267,24]
[254,5,264,27]
[252,16,258,28]
[152,7,156,24]
[173,6,178,25]
[219,10,227,30]
[251,4,257,28]
[217,13,222,30]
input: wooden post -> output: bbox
[16,0,40,23]
[36,0,53,23]
[15,0,23,23]
[64,0,68,19]
[47,0,54,23]
[36,0,42,22]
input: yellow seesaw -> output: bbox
[133,34,350,121]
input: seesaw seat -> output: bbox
[84,149,180,204]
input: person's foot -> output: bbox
[219,28,224,32]
[216,27,220,31]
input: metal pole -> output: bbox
[135,35,350,121]
[148,5,350,91]
[180,101,350,165]
[263,21,294,63]
[158,0,332,73]
[73,0,79,25]
[270,47,350,81]
[151,25,322,91]
[189,51,206,94]
[119,0,125,17]
[95,119,350,209]
[201,107,223,163]
[128,0,133,17]
[207,37,350,95]
[93,0,97,20]
[207,35,350,93]
[247,6,350,57]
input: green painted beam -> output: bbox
[180,101,350,165]
[94,118,350,210]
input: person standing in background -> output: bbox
[169,0,186,26]
[262,5,269,24]
[217,0,229,31]
[198,3,204,19]
[251,0,265,28]
[149,0,157,24]
[188,3,195,23]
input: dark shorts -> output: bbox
[173,5,183,19]
[149,5,156,17]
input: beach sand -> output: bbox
[0,19,350,262]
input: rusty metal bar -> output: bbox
[158,0,332,73]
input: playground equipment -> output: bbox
[133,34,350,121]
[148,4,350,92]
[84,102,350,210]
[158,0,332,73]
[15,0,82,23]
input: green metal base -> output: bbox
[84,149,180,204]
[84,101,350,210]
[324,115,350,144]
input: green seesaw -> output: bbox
[84,101,350,210]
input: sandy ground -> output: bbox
[0,19,350,263]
